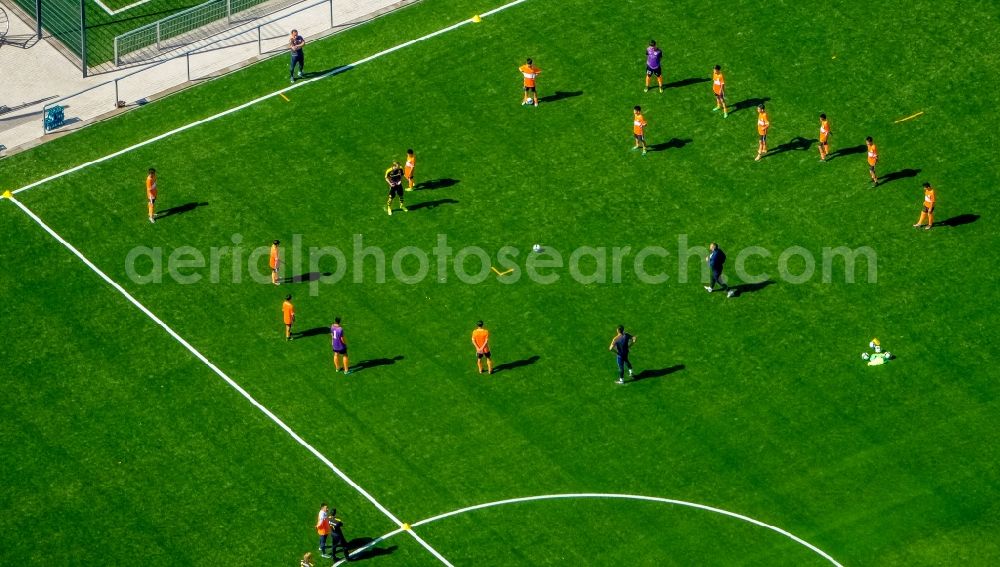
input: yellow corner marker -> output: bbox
[279,93,290,102]
[471,14,482,23]
[401,523,411,531]
[2,190,12,199]
[894,111,923,124]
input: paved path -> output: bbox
[0,0,415,156]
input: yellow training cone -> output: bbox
[2,190,12,199]
[472,14,482,23]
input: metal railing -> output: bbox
[113,0,294,66]
[44,0,343,135]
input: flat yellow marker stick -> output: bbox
[894,111,923,124]
[279,93,290,102]
[491,266,514,276]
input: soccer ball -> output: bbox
[861,352,870,360]
[884,352,892,360]
[532,244,542,253]
[526,97,533,105]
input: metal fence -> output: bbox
[4,0,85,72]
[42,0,373,135]
[113,0,299,66]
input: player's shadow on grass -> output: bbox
[296,327,330,339]
[825,144,866,161]
[937,213,979,227]
[417,178,460,190]
[492,355,540,374]
[629,364,684,382]
[353,356,404,372]
[286,272,332,283]
[729,96,770,114]
[663,77,711,89]
[410,198,458,211]
[538,90,583,104]
[158,202,208,218]
[879,168,920,186]
[301,66,347,79]
[345,537,397,561]
[647,138,692,152]
[769,136,816,156]
[729,279,776,297]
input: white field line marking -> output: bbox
[11,0,531,197]
[340,493,844,567]
[4,195,452,567]
[93,0,160,17]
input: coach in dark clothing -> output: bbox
[704,242,728,293]
[329,509,349,560]
[289,29,305,82]
[609,325,637,384]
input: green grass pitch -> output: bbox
[2,0,999,564]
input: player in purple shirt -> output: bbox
[331,317,350,375]
[645,40,663,93]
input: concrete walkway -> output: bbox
[0,0,415,157]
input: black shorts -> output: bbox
[523,86,536,93]
[868,163,877,172]
[646,66,661,77]
[922,205,934,214]
[759,134,767,143]
[634,134,645,143]
[477,351,492,359]
[387,184,404,198]
[333,346,347,355]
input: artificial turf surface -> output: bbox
[2,0,999,564]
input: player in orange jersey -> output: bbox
[146,168,157,223]
[865,136,879,186]
[632,106,647,155]
[269,240,281,285]
[519,58,541,107]
[282,294,295,341]
[755,104,769,161]
[471,320,493,374]
[913,182,936,230]
[404,149,416,191]
[818,113,831,161]
[712,65,727,117]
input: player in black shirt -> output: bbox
[385,162,408,215]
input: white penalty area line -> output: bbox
[2,195,452,567]
[11,0,533,197]
[92,0,159,16]
[339,493,844,567]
